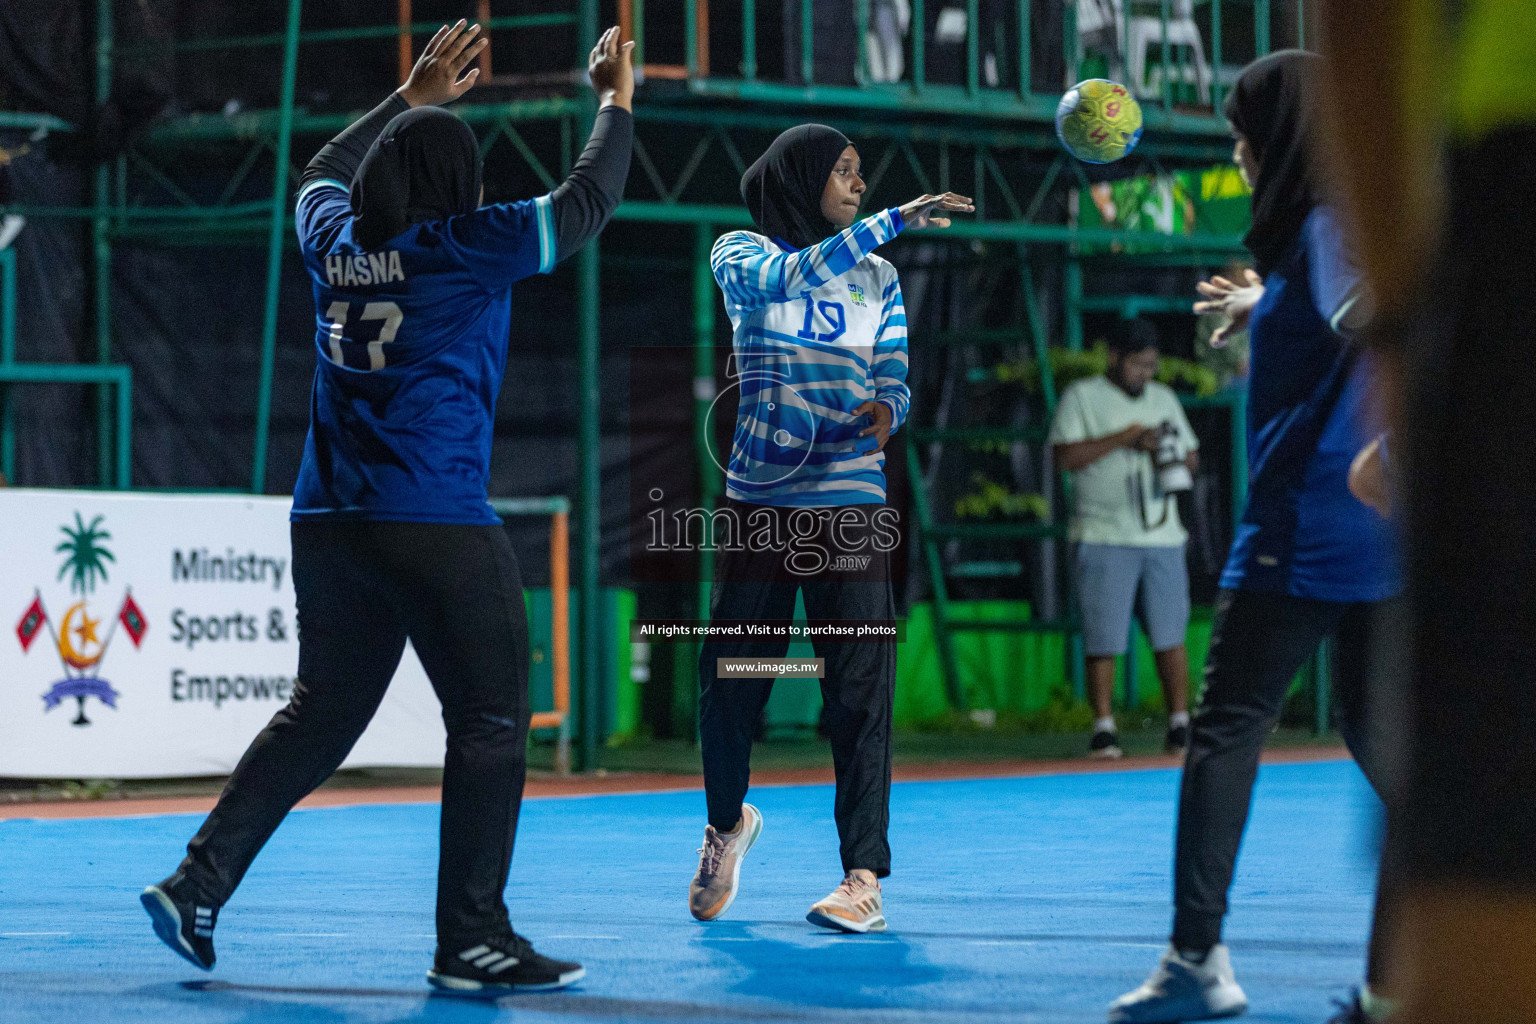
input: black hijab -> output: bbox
[351,106,482,250]
[740,124,854,250]
[1223,50,1322,277]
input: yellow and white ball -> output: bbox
[1055,79,1144,164]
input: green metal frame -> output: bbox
[488,495,575,769]
[0,247,134,487]
[93,0,113,485]
[905,244,1079,710]
[0,247,13,477]
[689,222,719,743]
[251,0,302,494]
[0,1,1307,748]
[0,363,133,488]
[910,261,1255,714]
[576,0,602,771]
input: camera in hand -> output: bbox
[1153,421,1192,495]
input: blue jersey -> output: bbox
[291,178,555,524]
[1222,207,1401,602]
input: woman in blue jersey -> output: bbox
[686,123,971,933]
[1110,52,1403,1024]
[142,23,633,996]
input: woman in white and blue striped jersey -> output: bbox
[686,124,971,934]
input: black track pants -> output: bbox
[1172,587,1401,986]
[174,520,531,949]
[697,500,898,878]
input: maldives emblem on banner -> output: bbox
[14,512,148,726]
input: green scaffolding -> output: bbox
[0,1,1299,761]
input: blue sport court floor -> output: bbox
[0,759,1380,1024]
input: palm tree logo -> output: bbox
[57,513,114,596]
[13,513,144,727]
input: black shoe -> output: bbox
[1325,990,1370,1024]
[428,933,585,995]
[1165,723,1189,754]
[1088,729,1123,759]
[140,873,217,971]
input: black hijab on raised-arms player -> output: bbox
[740,124,854,250]
[1224,49,1322,277]
[350,106,482,250]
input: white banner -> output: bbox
[0,489,446,778]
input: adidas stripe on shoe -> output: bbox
[806,873,886,934]
[140,877,217,971]
[427,934,585,995]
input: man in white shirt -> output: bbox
[1049,321,1199,758]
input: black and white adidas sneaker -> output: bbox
[427,933,584,995]
[140,874,218,971]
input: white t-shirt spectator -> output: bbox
[1048,375,1200,547]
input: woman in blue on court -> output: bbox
[139,22,633,996]
[1110,52,1403,1024]
[686,124,971,934]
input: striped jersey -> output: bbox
[710,207,911,506]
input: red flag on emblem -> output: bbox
[119,592,147,648]
[16,595,46,652]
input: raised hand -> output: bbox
[588,26,636,112]
[398,20,488,108]
[1194,269,1264,348]
[897,193,975,230]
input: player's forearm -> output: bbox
[780,208,903,295]
[875,389,909,433]
[301,92,411,189]
[873,360,910,430]
[711,209,903,310]
[550,106,634,263]
[872,329,911,431]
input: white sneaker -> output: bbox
[806,874,886,933]
[689,803,763,921]
[1108,944,1248,1023]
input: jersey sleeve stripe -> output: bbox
[534,194,556,275]
[296,178,348,207]
[1330,288,1371,333]
[710,211,904,314]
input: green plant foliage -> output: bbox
[60,779,120,801]
[992,343,1219,398]
[953,473,1049,521]
[1155,353,1221,397]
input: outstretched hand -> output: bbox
[398,20,488,108]
[588,26,637,112]
[1194,269,1264,348]
[898,193,975,230]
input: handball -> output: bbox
[1055,79,1143,164]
